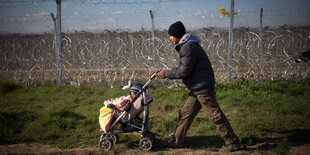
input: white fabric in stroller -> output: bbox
[120,95,152,122]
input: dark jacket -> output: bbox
[165,33,215,95]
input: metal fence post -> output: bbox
[55,0,63,84]
[227,0,235,82]
[149,10,156,66]
[259,8,264,74]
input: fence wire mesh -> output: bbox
[0,0,309,86]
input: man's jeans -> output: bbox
[174,90,239,145]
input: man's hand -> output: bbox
[156,69,166,79]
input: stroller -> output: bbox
[99,73,157,151]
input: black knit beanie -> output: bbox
[168,21,186,38]
[130,83,142,94]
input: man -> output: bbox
[156,21,241,152]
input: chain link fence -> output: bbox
[0,0,309,86]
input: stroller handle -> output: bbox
[142,71,159,89]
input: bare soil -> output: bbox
[0,142,310,155]
[1,128,309,155]
[1,135,310,155]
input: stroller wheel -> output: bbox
[139,137,153,151]
[108,132,119,144]
[100,132,119,144]
[99,133,106,142]
[99,138,113,151]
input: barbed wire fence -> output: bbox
[0,0,309,87]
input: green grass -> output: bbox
[0,78,309,149]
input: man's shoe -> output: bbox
[161,133,184,148]
[219,143,241,152]
[166,133,176,143]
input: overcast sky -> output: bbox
[0,0,310,34]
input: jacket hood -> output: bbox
[174,33,201,51]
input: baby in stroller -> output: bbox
[98,74,156,151]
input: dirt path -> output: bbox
[1,143,310,155]
[2,129,310,155]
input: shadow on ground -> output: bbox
[151,128,310,152]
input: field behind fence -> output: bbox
[0,26,309,86]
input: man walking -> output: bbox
[156,21,241,152]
